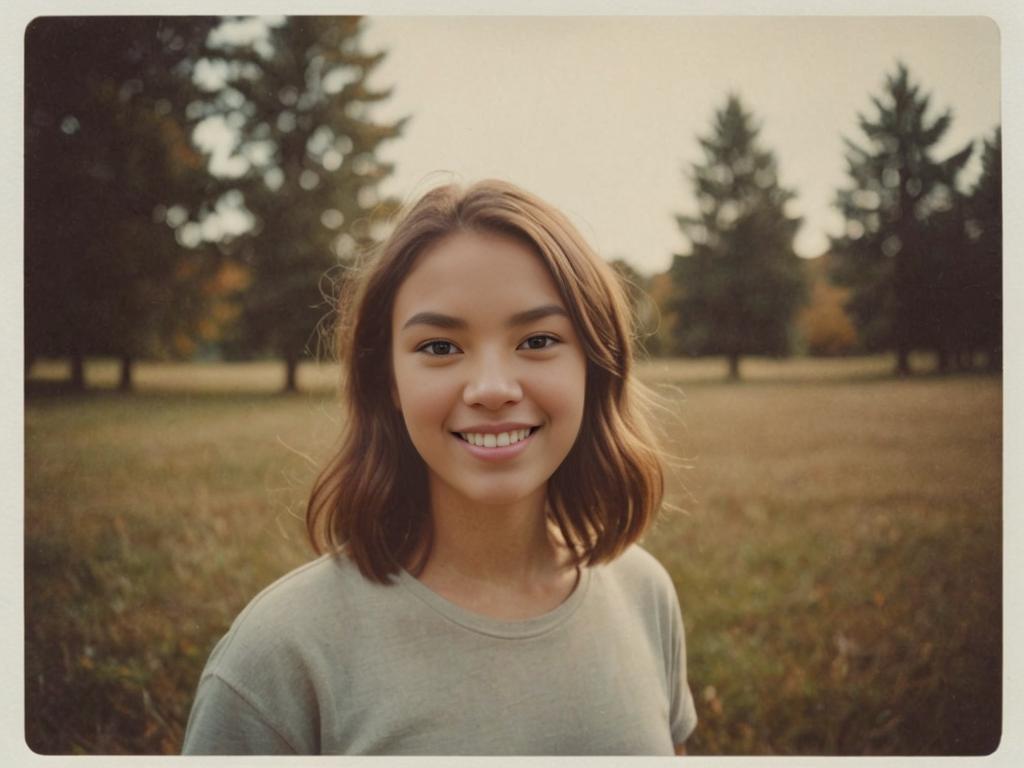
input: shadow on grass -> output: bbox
[652,367,1002,391]
[25,379,339,404]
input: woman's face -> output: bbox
[390,229,587,512]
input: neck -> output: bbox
[417,480,570,588]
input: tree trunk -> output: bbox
[70,348,86,391]
[936,346,949,375]
[987,346,1001,372]
[895,345,911,376]
[284,352,299,393]
[118,354,133,392]
[727,352,741,381]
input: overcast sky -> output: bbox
[352,16,1000,275]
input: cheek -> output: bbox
[536,357,587,432]
[393,365,455,432]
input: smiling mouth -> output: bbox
[452,426,540,448]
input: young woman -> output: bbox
[182,180,697,755]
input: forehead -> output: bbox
[392,230,566,323]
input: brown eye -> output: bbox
[418,340,460,356]
[519,335,558,351]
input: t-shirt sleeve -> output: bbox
[667,587,699,745]
[182,673,299,755]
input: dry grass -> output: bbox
[24,356,1001,754]
[643,371,1001,754]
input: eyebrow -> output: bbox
[401,304,570,331]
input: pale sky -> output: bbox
[356,16,1000,275]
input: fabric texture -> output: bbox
[182,545,697,755]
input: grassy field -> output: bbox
[23,356,1002,755]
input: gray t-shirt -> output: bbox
[182,545,697,755]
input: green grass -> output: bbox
[24,357,1001,755]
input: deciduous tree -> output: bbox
[797,255,859,356]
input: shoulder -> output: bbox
[187,555,379,755]
[201,553,385,681]
[229,553,360,631]
[602,544,677,597]
[594,545,683,631]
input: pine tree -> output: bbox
[830,62,973,375]
[25,17,221,390]
[668,94,806,380]
[926,185,973,371]
[965,127,1002,370]
[210,16,407,392]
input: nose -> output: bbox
[462,350,523,410]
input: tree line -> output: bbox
[26,16,404,392]
[664,64,1001,379]
[25,18,1002,390]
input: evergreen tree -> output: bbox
[210,16,407,392]
[830,62,973,375]
[926,186,973,371]
[668,94,806,380]
[25,17,221,390]
[965,127,1002,370]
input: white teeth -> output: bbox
[459,428,534,447]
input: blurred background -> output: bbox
[23,15,1001,755]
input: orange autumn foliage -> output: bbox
[798,278,858,356]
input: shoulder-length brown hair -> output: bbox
[307,179,667,583]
